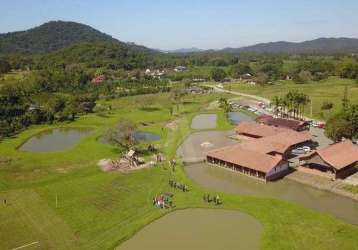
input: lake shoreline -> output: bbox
[286,170,358,203]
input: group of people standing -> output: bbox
[169,180,189,192]
[153,193,173,209]
[203,194,222,205]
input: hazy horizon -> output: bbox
[1,0,358,50]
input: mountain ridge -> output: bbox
[1,21,358,55]
[219,37,358,54]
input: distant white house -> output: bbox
[145,69,165,79]
[192,78,205,82]
[174,66,187,72]
[240,73,252,80]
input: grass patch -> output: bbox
[342,185,358,194]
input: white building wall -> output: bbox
[266,161,288,177]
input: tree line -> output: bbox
[271,92,310,120]
[325,87,358,141]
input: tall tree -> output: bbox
[342,86,350,112]
[211,68,227,82]
[106,120,137,150]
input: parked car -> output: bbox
[318,123,325,129]
[248,107,257,112]
[311,121,319,127]
[291,148,305,155]
[302,146,311,153]
[353,139,358,145]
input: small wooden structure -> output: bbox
[97,149,146,172]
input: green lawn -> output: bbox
[224,77,358,120]
[1,92,358,249]
[0,71,29,87]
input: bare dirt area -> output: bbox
[165,120,178,130]
[176,130,236,163]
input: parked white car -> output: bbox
[292,146,310,155]
[302,146,311,153]
[292,148,305,155]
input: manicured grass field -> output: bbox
[1,92,358,249]
[224,77,358,120]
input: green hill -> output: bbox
[0,20,153,55]
[39,41,156,70]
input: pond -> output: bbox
[133,131,161,142]
[177,131,236,163]
[227,112,253,125]
[98,131,161,144]
[185,163,358,224]
[191,114,217,129]
[117,209,262,250]
[19,128,92,152]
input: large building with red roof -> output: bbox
[299,140,358,180]
[207,122,313,181]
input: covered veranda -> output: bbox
[207,156,267,181]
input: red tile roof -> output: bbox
[208,123,312,174]
[235,121,290,138]
[256,115,306,131]
[207,144,283,173]
[241,130,312,154]
[92,75,106,84]
[316,140,358,170]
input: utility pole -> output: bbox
[56,194,58,209]
[310,99,313,118]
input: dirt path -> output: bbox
[209,85,271,104]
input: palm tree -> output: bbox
[300,94,310,120]
[271,96,281,117]
[281,97,289,118]
[293,92,301,120]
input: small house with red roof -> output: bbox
[92,75,106,84]
[299,140,358,180]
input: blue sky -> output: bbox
[1,0,358,50]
